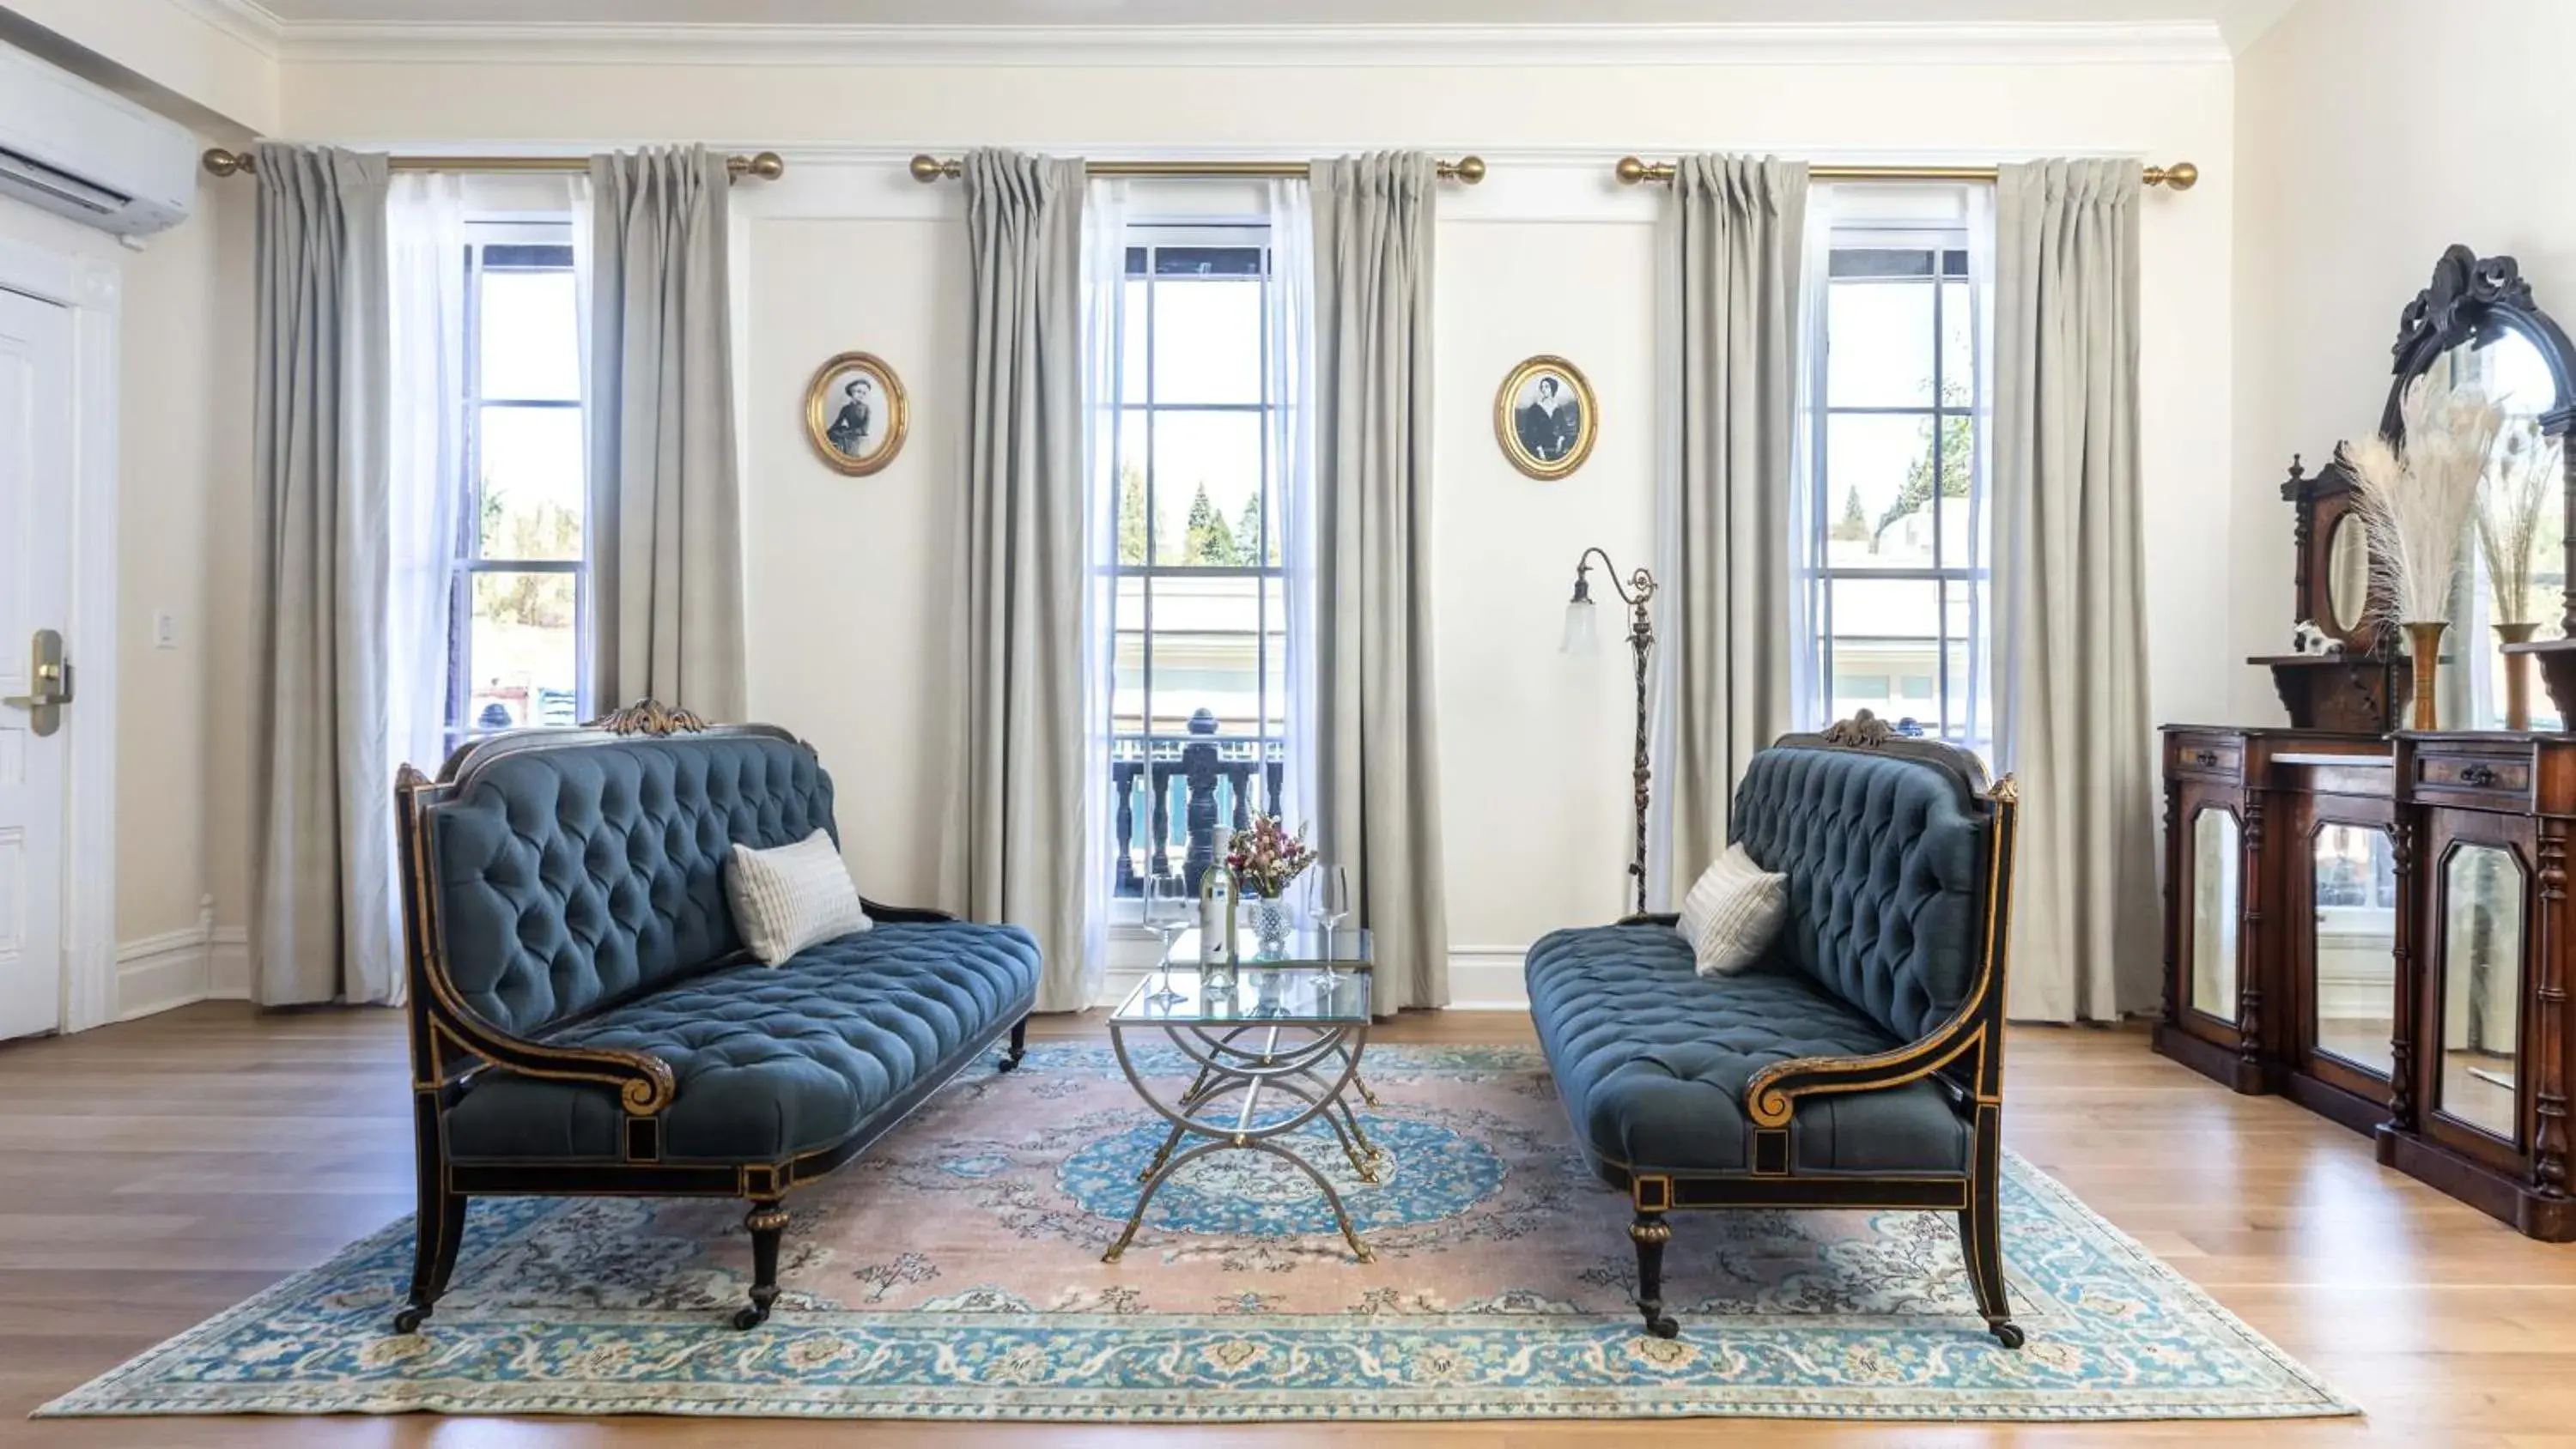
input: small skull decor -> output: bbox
[2289,619,2344,656]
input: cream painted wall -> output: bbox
[184,49,2239,961]
[0,173,240,947]
[2232,0,2576,723]
[0,0,278,133]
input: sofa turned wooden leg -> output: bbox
[1629,1212,1679,1339]
[998,1017,1029,1072]
[732,1202,789,1331]
[1956,1201,2022,1349]
[393,1190,466,1335]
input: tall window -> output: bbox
[1108,227,1285,898]
[1802,204,1990,750]
[444,227,586,748]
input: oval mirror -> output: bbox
[2325,512,2371,632]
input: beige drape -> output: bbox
[586,146,747,720]
[249,143,400,1007]
[1311,153,1451,1012]
[1993,159,2160,1023]
[956,149,1096,1012]
[1651,155,1809,905]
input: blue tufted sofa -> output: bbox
[1525,726,2021,1345]
[390,707,1039,1333]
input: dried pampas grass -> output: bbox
[2346,373,2503,627]
[2478,416,2563,624]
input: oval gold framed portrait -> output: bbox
[805,352,908,476]
[1494,355,1596,480]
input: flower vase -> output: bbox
[2496,621,2541,731]
[1242,895,1292,955]
[2403,621,2449,731]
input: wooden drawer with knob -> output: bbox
[2167,732,2244,782]
[2411,749,2532,808]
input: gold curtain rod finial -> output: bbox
[908,154,956,184]
[1613,155,1671,186]
[2146,160,2199,191]
[1443,155,1486,185]
[733,151,787,180]
[202,147,251,177]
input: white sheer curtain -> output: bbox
[565,175,597,715]
[378,172,469,1007]
[1268,179,1321,848]
[1077,177,1129,1001]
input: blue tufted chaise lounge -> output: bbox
[389,706,1039,1333]
[1525,727,2022,1345]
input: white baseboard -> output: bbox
[114,926,213,1022]
[1090,946,1533,1011]
[1447,949,1530,1010]
[112,900,244,1021]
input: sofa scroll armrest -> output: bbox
[863,899,958,925]
[1742,1026,1990,1128]
[438,1012,679,1115]
[1741,774,2021,1131]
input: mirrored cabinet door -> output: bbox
[2437,844,2525,1143]
[2190,809,2242,1024]
[2312,824,2397,1079]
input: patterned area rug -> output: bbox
[41,1043,2353,1422]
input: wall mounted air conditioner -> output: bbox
[0,41,194,239]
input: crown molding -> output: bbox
[173,0,285,58]
[274,20,2231,70]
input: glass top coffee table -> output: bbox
[1103,944,1382,1265]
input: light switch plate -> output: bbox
[152,611,178,649]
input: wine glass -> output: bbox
[1311,864,1352,984]
[1145,872,1189,1008]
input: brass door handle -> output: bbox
[2,630,70,737]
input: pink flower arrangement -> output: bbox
[1225,815,1315,900]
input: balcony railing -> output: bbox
[1112,707,1284,897]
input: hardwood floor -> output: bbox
[3,1004,2572,1446]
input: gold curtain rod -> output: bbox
[199,149,787,180]
[908,155,1486,185]
[1613,155,2200,191]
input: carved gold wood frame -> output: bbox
[804,351,908,477]
[1494,354,1598,481]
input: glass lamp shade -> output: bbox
[1561,597,1601,655]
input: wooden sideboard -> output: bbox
[2156,724,2576,1240]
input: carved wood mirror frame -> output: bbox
[2380,246,2576,631]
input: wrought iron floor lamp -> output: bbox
[1562,549,1657,917]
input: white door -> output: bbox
[0,285,71,1040]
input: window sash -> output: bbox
[1802,221,1990,750]
[446,226,588,744]
[1109,226,1284,902]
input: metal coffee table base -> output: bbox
[1104,1020,1382,1264]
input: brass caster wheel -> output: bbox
[731,1304,772,1331]
[1102,1247,1124,1264]
[1990,1321,2026,1349]
[1644,1314,1680,1339]
[392,1305,429,1335]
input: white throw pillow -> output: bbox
[1674,843,1788,978]
[724,828,873,966]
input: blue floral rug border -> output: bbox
[37,1045,2359,1423]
